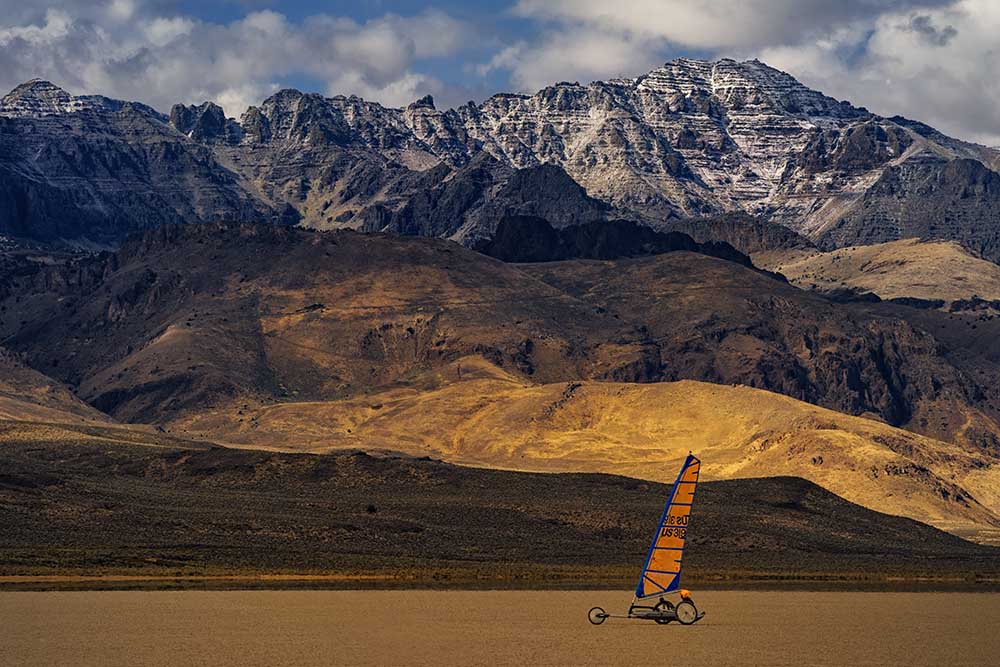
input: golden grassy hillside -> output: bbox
[173,356,1000,540]
[0,349,111,424]
[0,420,210,451]
[755,238,1000,303]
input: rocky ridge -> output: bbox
[2,59,1000,258]
[0,79,164,120]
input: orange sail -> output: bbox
[634,454,701,599]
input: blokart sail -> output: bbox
[588,453,705,626]
[634,453,700,599]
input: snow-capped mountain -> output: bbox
[3,58,1000,259]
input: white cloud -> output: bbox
[212,83,281,121]
[106,0,136,23]
[758,0,1000,145]
[513,0,951,50]
[142,16,194,47]
[479,29,663,91]
[0,9,73,46]
[327,71,440,109]
[375,11,471,59]
[0,3,476,117]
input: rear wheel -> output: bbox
[654,600,673,624]
[675,600,698,625]
[588,607,608,625]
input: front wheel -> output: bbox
[588,607,608,625]
[675,600,698,625]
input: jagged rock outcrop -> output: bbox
[219,58,997,253]
[0,79,163,119]
[169,102,242,144]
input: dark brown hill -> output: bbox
[2,223,998,453]
[479,216,757,267]
[0,223,649,422]
[356,154,615,244]
[0,347,108,423]
[662,212,815,255]
[2,431,996,581]
[855,298,1000,453]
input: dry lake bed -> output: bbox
[2,590,998,666]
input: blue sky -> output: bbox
[169,0,537,100]
[2,1,999,145]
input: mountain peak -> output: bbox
[169,101,238,143]
[9,78,69,94]
[632,57,865,120]
[0,79,98,118]
[2,78,71,106]
[0,79,173,123]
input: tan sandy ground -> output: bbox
[8,591,995,667]
[755,238,1000,303]
[172,356,1000,539]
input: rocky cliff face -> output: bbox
[2,60,1000,257]
[354,154,614,244]
[659,212,814,255]
[818,157,1000,261]
[0,82,291,244]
